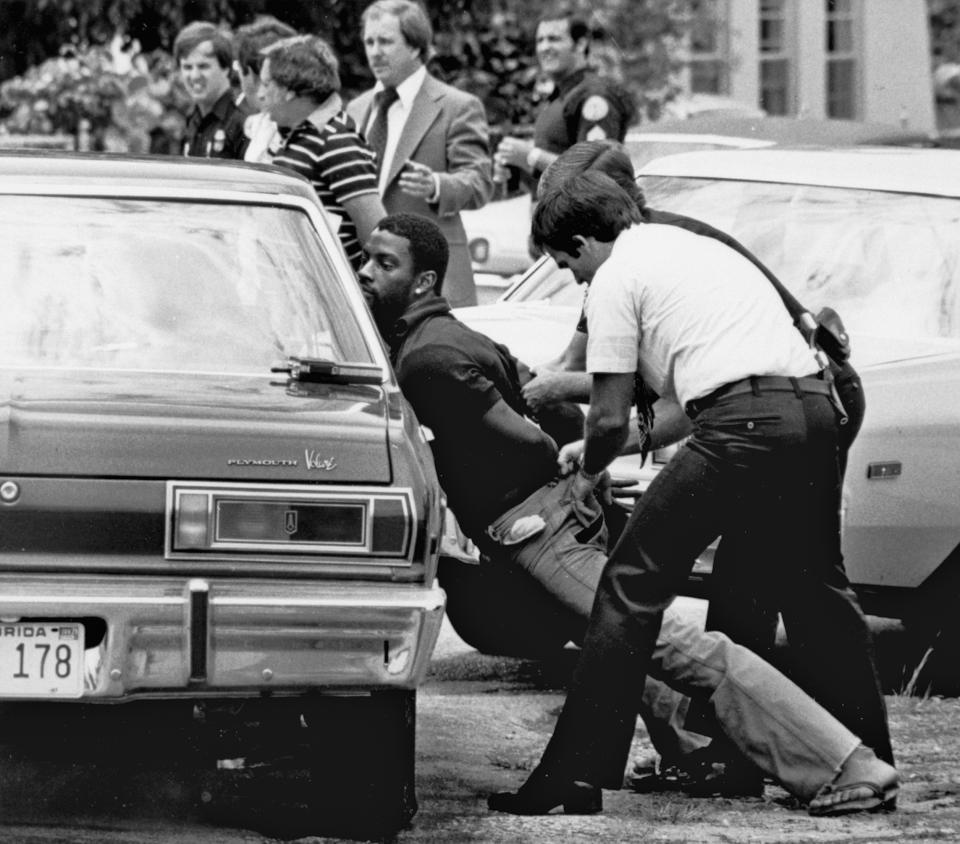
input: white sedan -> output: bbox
[455,147,960,688]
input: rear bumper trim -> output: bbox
[0,574,445,699]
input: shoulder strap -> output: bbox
[645,209,849,366]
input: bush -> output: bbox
[0,39,189,154]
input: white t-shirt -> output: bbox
[585,223,818,408]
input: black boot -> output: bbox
[487,780,602,815]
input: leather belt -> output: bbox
[685,374,830,417]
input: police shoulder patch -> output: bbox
[581,95,611,122]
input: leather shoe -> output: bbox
[626,757,684,793]
[487,781,602,815]
[676,747,765,798]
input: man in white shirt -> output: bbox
[489,171,894,817]
[233,15,298,163]
[347,0,493,307]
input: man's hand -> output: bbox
[496,135,534,172]
[557,439,585,475]
[569,464,599,502]
[523,371,567,412]
[399,160,439,201]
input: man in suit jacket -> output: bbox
[348,0,493,307]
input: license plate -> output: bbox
[0,622,85,698]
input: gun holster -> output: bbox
[813,306,851,366]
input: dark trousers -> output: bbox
[699,361,890,761]
[528,385,892,790]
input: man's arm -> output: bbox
[558,396,691,473]
[481,398,558,461]
[495,136,558,177]
[522,330,590,411]
[581,372,635,475]
[649,397,692,450]
[433,93,494,217]
[341,192,387,246]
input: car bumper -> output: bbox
[0,574,446,700]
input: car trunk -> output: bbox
[0,369,390,482]
[0,368,393,559]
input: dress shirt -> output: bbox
[368,65,429,195]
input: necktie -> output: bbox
[367,87,399,174]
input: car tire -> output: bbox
[198,691,417,839]
[438,555,583,657]
[305,690,418,837]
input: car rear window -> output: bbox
[1,196,374,373]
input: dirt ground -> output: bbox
[394,666,960,843]
[390,618,960,844]
[2,616,959,844]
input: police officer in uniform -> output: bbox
[175,21,248,159]
[495,4,635,184]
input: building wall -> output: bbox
[860,0,935,131]
[710,0,935,132]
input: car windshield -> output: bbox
[1,195,374,372]
[507,176,960,341]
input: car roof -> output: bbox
[0,150,317,201]
[628,115,934,147]
[638,146,960,197]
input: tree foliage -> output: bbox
[0,0,692,149]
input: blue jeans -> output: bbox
[520,385,890,792]
[484,469,859,800]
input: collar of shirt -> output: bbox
[550,66,590,100]
[306,93,344,132]
[372,65,427,192]
[189,89,237,127]
[388,295,450,360]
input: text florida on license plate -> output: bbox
[0,622,85,698]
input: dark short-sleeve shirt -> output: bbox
[272,113,379,271]
[389,298,558,541]
[533,68,636,171]
[183,91,248,160]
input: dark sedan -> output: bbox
[0,151,445,835]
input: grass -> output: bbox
[899,645,935,697]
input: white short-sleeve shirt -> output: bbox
[584,223,818,409]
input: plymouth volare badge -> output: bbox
[305,450,337,471]
[226,458,299,467]
[225,451,337,470]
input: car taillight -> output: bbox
[175,492,211,549]
[167,482,415,564]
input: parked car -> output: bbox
[0,151,445,835]
[464,115,931,286]
[656,93,766,121]
[454,146,960,690]
[625,114,934,171]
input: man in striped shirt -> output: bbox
[260,36,386,270]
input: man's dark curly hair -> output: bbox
[377,213,450,293]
